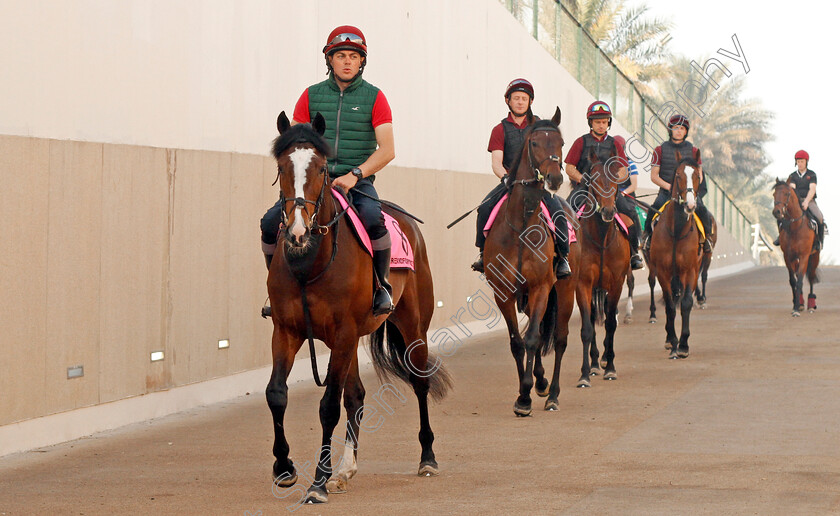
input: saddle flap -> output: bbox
[330,189,415,270]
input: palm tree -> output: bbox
[559,0,673,93]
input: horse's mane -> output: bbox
[772,178,800,202]
[271,123,333,160]
[509,119,561,180]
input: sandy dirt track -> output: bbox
[1,266,839,516]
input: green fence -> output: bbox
[502,0,756,253]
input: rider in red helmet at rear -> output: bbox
[773,150,828,249]
[260,25,396,317]
[564,101,644,270]
[470,78,572,279]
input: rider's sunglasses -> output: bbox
[326,33,366,46]
[589,103,610,113]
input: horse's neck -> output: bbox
[507,184,541,223]
[787,191,804,219]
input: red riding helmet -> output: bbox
[668,114,690,133]
[505,78,534,99]
[586,101,612,119]
[794,150,809,161]
[323,25,367,57]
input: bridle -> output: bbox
[276,160,346,237]
[773,184,805,223]
[507,127,563,187]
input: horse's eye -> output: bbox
[530,141,537,146]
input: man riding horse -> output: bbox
[564,101,644,270]
[471,79,572,279]
[260,25,395,316]
[642,114,713,254]
[773,150,828,250]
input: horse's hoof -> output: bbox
[589,366,601,376]
[418,461,439,477]
[792,311,800,317]
[699,303,707,310]
[603,371,617,380]
[664,342,672,350]
[669,350,679,359]
[544,399,560,411]
[576,378,591,388]
[808,309,815,314]
[649,318,657,324]
[273,461,297,487]
[513,401,532,417]
[535,378,550,397]
[677,350,689,359]
[304,486,328,504]
[326,478,347,494]
[623,315,633,324]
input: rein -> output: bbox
[774,187,807,231]
[279,166,350,387]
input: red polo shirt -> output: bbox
[564,132,628,168]
[487,113,529,152]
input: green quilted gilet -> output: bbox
[307,74,380,177]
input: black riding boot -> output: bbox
[554,254,571,279]
[629,226,644,270]
[261,253,273,318]
[372,248,395,316]
[471,249,485,273]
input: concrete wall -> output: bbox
[0,0,748,431]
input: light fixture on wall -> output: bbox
[218,339,230,349]
[67,365,84,379]
[150,351,165,362]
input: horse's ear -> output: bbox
[675,150,683,163]
[551,106,561,126]
[277,112,291,134]
[312,112,326,135]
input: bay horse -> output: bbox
[267,112,451,504]
[484,108,567,416]
[772,179,820,316]
[648,151,702,358]
[573,148,631,387]
[646,210,716,322]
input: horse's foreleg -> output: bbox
[267,329,300,489]
[661,284,679,358]
[624,272,635,324]
[499,299,526,401]
[678,283,693,358]
[588,300,600,371]
[306,343,356,504]
[534,352,549,397]
[601,288,621,379]
[326,354,364,494]
[518,288,551,415]
[577,287,594,388]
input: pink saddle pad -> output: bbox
[483,193,577,243]
[331,189,415,270]
[576,205,630,235]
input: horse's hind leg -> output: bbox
[267,329,302,489]
[588,301,600,375]
[624,270,635,324]
[648,269,658,323]
[326,354,364,494]
[534,352,550,397]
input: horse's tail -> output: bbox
[368,321,452,403]
[593,288,607,325]
[539,287,559,357]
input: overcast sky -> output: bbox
[632,0,838,263]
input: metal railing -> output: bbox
[502,0,762,258]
